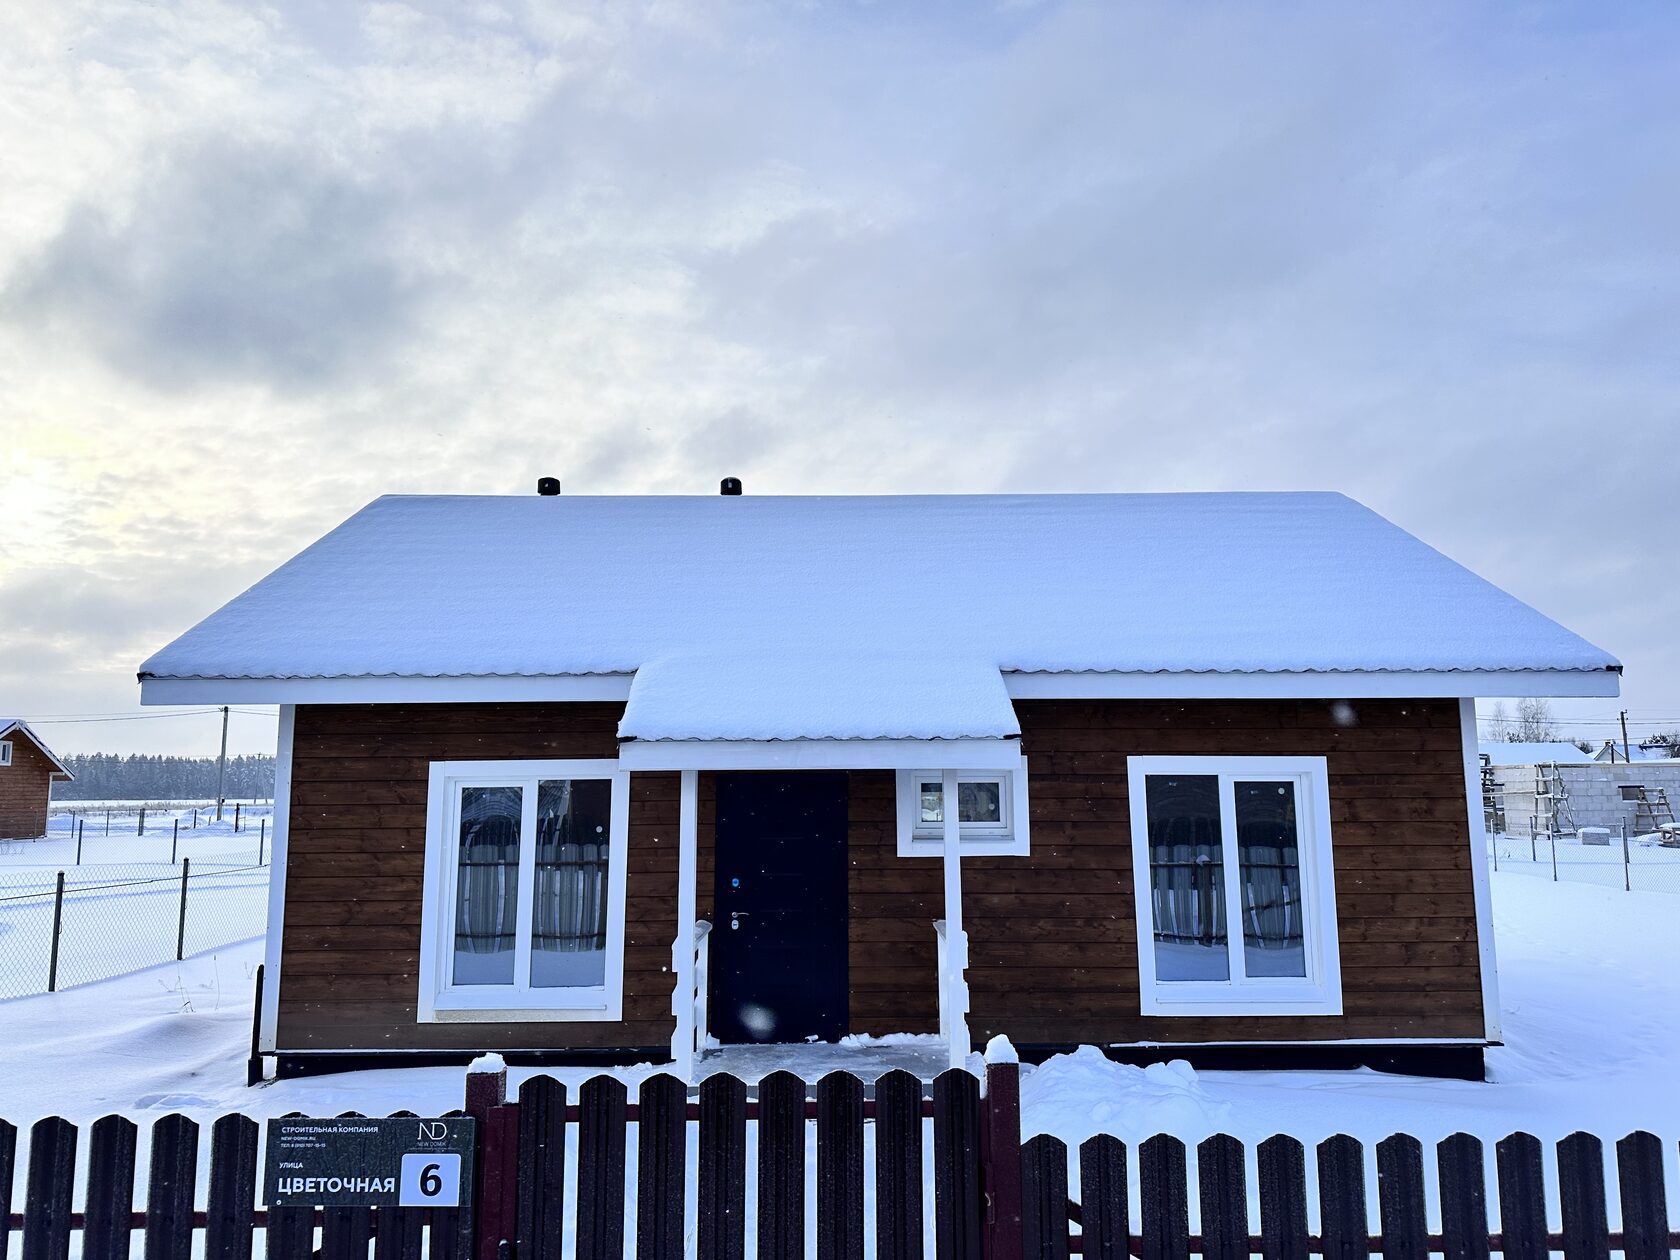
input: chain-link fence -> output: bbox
[1487,825,1680,894]
[0,853,268,999]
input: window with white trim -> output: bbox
[1126,756,1342,1016]
[0,741,11,767]
[419,760,629,1022]
[895,761,1031,856]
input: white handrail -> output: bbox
[694,919,713,1055]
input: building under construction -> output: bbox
[1480,742,1679,839]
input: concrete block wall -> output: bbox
[1488,761,1680,835]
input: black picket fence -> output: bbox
[2,1057,1676,1260]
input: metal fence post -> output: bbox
[1529,817,1536,862]
[48,872,65,992]
[234,802,241,833]
[192,807,198,830]
[138,807,146,837]
[1622,820,1631,892]
[258,820,266,866]
[171,819,179,866]
[1491,834,1498,872]
[105,809,111,836]
[1550,835,1558,882]
[176,859,191,961]
[75,820,83,867]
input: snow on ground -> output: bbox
[1,869,1675,1152]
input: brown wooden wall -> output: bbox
[0,734,59,840]
[276,697,1483,1054]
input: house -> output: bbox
[0,720,74,840]
[1593,739,1676,763]
[138,489,1620,1081]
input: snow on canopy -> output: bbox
[140,493,1617,736]
[621,652,1020,741]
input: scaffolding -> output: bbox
[1533,762,1576,840]
[1480,755,1506,835]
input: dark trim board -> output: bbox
[273,1047,673,1080]
[1017,1042,1489,1081]
[272,1041,1488,1082]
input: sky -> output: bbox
[1,1,1676,757]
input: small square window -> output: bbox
[895,763,1030,857]
[0,741,11,767]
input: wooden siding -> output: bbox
[0,733,58,840]
[276,697,1483,1054]
[963,699,1484,1046]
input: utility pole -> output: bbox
[215,705,230,822]
[1621,709,1631,764]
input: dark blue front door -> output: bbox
[711,772,849,1044]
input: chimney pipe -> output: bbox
[720,477,742,496]
[536,477,561,496]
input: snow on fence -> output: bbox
[1487,823,1680,895]
[3,1057,1677,1260]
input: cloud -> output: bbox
[1,0,1678,752]
[3,135,423,390]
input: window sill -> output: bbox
[897,834,1030,858]
[421,992,621,1024]
[1140,985,1344,1018]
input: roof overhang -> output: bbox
[617,736,1025,772]
[0,721,74,778]
[139,665,1620,706]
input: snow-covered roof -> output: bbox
[140,492,1619,740]
[1593,741,1679,763]
[0,720,74,777]
[1478,741,1594,766]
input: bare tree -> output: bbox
[1486,700,1514,742]
[1513,697,1559,743]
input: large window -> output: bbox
[1126,756,1342,1015]
[895,761,1031,856]
[419,760,629,1022]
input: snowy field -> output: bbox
[0,808,269,999]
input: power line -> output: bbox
[23,709,278,725]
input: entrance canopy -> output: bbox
[617,651,1022,770]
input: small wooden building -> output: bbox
[139,490,1620,1080]
[0,720,73,840]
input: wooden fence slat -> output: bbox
[1196,1134,1247,1260]
[637,1074,688,1260]
[373,1205,426,1260]
[1139,1135,1189,1260]
[83,1116,138,1260]
[1436,1133,1489,1260]
[759,1071,808,1260]
[873,1071,923,1260]
[699,1074,748,1260]
[427,1205,464,1260]
[1614,1131,1670,1260]
[0,1120,15,1260]
[1494,1133,1547,1260]
[22,1116,75,1260]
[817,1073,865,1260]
[576,1076,627,1260]
[205,1114,259,1260]
[1076,1137,1127,1260]
[1376,1134,1428,1260]
[322,1204,375,1260]
[1316,1134,1369,1260]
[1022,1135,1069,1260]
[1256,1136,1307,1260]
[932,1069,982,1260]
[1557,1132,1610,1260]
[144,1114,200,1260]
[266,1113,315,1260]
[515,1077,567,1260]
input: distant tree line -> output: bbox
[53,753,276,801]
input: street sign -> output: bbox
[264,1116,477,1207]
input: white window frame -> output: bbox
[0,741,11,767]
[895,758,1032,856]
[418,758,630,1023]
[1126,755,1342,1017]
